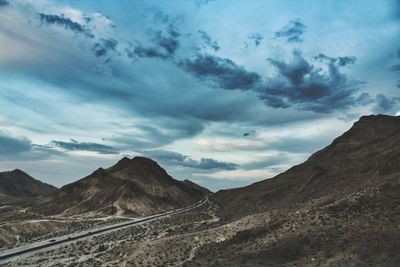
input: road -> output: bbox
[0,197,208,264]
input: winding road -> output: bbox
[0,197,208,264]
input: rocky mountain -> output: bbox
[0,169,56,203]
[30,157,209,216]
[180,114,400,266]
[213,114,400,218]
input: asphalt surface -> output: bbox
[0,197,208,264]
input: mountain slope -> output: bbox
[0,169,56,203]
[179,114,400,266]
[213,114,400,218]
[31,157,209,216]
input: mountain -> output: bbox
[0,169,56,203]
[31,157,209,216]
[213,114,400,218]
[182,114,400,266]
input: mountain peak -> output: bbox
[131,156,159,165]
[108,156,160,173]
[0,170,56,199]
[357,114,400,126]
[328,114,400,148]
[31,156,209,216]
[11,168,26,175]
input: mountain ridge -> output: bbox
[212,114,400,218]
[30,156,209,216]
[0,169,56,203]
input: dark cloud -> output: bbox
[337,56,357,66]
[0,0,9,7]
[0,132,63,160]
[315,53,357,66]
[0,132,32,155]
[130,9,182,60]
[373,94,400,114]
[38,13,94,38]
[51,139,119,154]
[262,50,363,113]
[92,38,118,58]
[138,149,238,170]
[179,51,363,113]
[198,30,220,51]
[275,19,306,43]
[153,30,180,55]
[249,33,263,46]
[127,28,180,60]
[180,54,261,90]
[127,42,168,59]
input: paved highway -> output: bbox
[0,197,208,264]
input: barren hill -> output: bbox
[31,157,209,216]
[0,169,56,203]
[179,114,400,266]
[213,114,400,218]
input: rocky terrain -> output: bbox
[1,115,399,266]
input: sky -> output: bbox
[0,0,399,191]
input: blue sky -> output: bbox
[0,0,399,191]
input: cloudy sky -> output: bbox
[0,0,399,191]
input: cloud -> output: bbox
[127,28,180,60]
[180,54,261,90]
[154,29,180,55]
[127,42,169,59]
[0,132,32,155]
[138,149,238,170]
[92,38,118,58]
[315,53,357,66]
[261,50,363,113]
[198,30,220,51]
[179,50,365,113]
[249,33,263,46]
[38,13,94,38]
[0,0,9,7]
[275,19,306,42]
[0,132,62,160]
[51,139,119,154]
[373,94,400,114]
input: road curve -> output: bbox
[0,197,208,263]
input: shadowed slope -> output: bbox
[0,169,56,203]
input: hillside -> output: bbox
[175,114,400,266]
[0,169,56,203]
[213,114,400,218]
[30,157,209,216]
